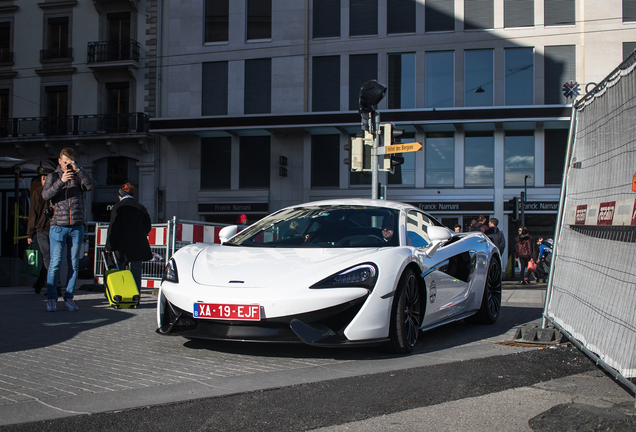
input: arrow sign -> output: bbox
[384,142,422,154]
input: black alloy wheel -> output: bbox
[386,268,422,354]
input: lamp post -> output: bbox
[522,175,531,226]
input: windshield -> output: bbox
[225,205,401,248]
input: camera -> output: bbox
[44,206,54,218]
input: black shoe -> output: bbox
[517,280,525,284]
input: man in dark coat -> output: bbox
[485,217,506,255]
[105,183,152,291]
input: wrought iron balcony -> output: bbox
[0,113,150,138]
[87,40,140,63]
[40,47,73,61]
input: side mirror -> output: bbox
[423,226,452,258]
[428,226,452,242]
[219,225,238,244]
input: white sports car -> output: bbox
[157,199,502,353]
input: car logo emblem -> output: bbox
[429,281,436,303]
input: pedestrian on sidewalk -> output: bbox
[485,217,506,255]
[26,168,52,294]
[42,147,95,312]
[105,183,152,291]
[515,226,533,285]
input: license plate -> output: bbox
[193,303,261,321]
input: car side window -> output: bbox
[406,210,432,247]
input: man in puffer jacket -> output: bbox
[42,147,95,312]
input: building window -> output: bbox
[504,131,534,185]
[464,0,494,30]
[504,0,534,28]
[388,132,415,185]
[205,0,229,42]
[387,0,416,34]
[464,132,494,186]
[201,137,231,189]
[544,129,568,185]
[312,56,340,112]
[545,0,575,26]
[388,53,415,109]
[544,45,575,104]
[311,135,340,188]
[45,17,70,59]
[465,49,493,107]
[239,136,270,188]
[107,12,131,60]
[202,61,228,115]
[0,88,9,133]
[105,82,129,132]
[350,0,377,36]
[349,54,377,111]
[246,0,271,40]
[623,42,636,59]
[313,0,341,38]
[106,157,130,186]
[505,47,534,105]
[0,22,11,62]
[425,0,454,32]
[425,51,454,108]
[45,85,68,135]
[426,133,454,187]
[244,58,271,114]
[625,0,636,22]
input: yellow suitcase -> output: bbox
[102,252,140,309]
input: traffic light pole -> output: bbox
[371,112,380,199]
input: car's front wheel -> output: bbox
[386,268,422,354]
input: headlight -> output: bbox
[162,258,179,283]
[310,263,378,290]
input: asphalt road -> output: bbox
[0,347,598,432]
[0,280,633,431]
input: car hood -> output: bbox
[191,244,379,288]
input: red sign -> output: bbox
[597,202,616,225]
[575,205,587,225]
[194,303,261,321]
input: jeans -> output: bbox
[47,225,84,300]
[129,261,143,292]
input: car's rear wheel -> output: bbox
[386,268,421,354]
[467,258,502,324]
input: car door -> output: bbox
[406,210,472,326]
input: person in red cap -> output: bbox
[237,214,248,227]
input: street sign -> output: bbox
[383,142,422,154]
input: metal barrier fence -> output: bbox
[94,217,230,288]
[544,51,636,389]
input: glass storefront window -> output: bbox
[464,133,494,186]
[505,48,534,106]
[388,53,416,109]
[426,134,454,187]
[465,49,494,107]
[425,51,454,108]
[504,132,534,185]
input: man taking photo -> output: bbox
[42,147,95,312]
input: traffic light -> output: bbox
[344,135,364,172]
[510,197,519,221]
[344,132,373,172]
[380,123,405,174]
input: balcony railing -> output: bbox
[87,40,140,63]
[0,113,150,138]
[40,47,73,61]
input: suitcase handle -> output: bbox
[101,250,120,270]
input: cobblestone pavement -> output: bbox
[0,281,548,425]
